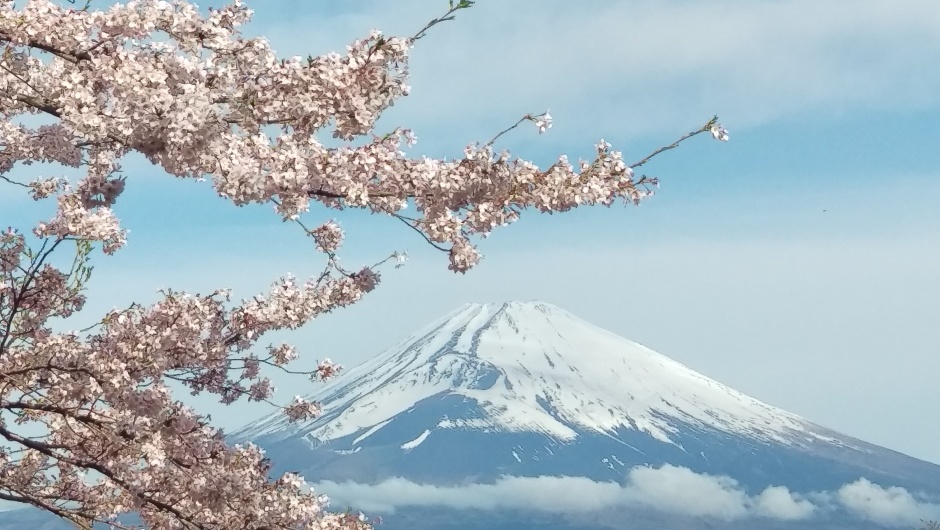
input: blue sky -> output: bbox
[4,0,940,466]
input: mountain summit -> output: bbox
[241,301,822,447]
[235,301,940,529]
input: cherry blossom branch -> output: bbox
[0,424,208,529]
[0,490,99,530]
[1,35,85,63]
[0,237,63,357]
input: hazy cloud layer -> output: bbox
[313,465,940,526]
[253,0,940,143]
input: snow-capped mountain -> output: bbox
[242,301,820,446]
[234,301,940,529]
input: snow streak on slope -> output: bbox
[237,302,828,447]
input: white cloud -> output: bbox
[836,478,940,527]
[754,485,817,520]
[313,464,815,521]
[624,464,750,519]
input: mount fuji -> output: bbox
[235,301,940,529]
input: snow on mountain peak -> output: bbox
[237,301,821,447]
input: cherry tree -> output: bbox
[0,0,728,528]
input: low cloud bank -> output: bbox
[313,465,940,526]
[314,464,816,521]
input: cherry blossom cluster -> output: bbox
[309,221,344,253]
[34,193,127,254]
[0,0,725,528]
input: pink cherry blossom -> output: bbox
[711,124,730,141]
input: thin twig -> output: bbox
[484,116,529,148]
[630,115,719,170]
[411,1,476,41]
[0,175,28,188]
[392,213,448,252]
